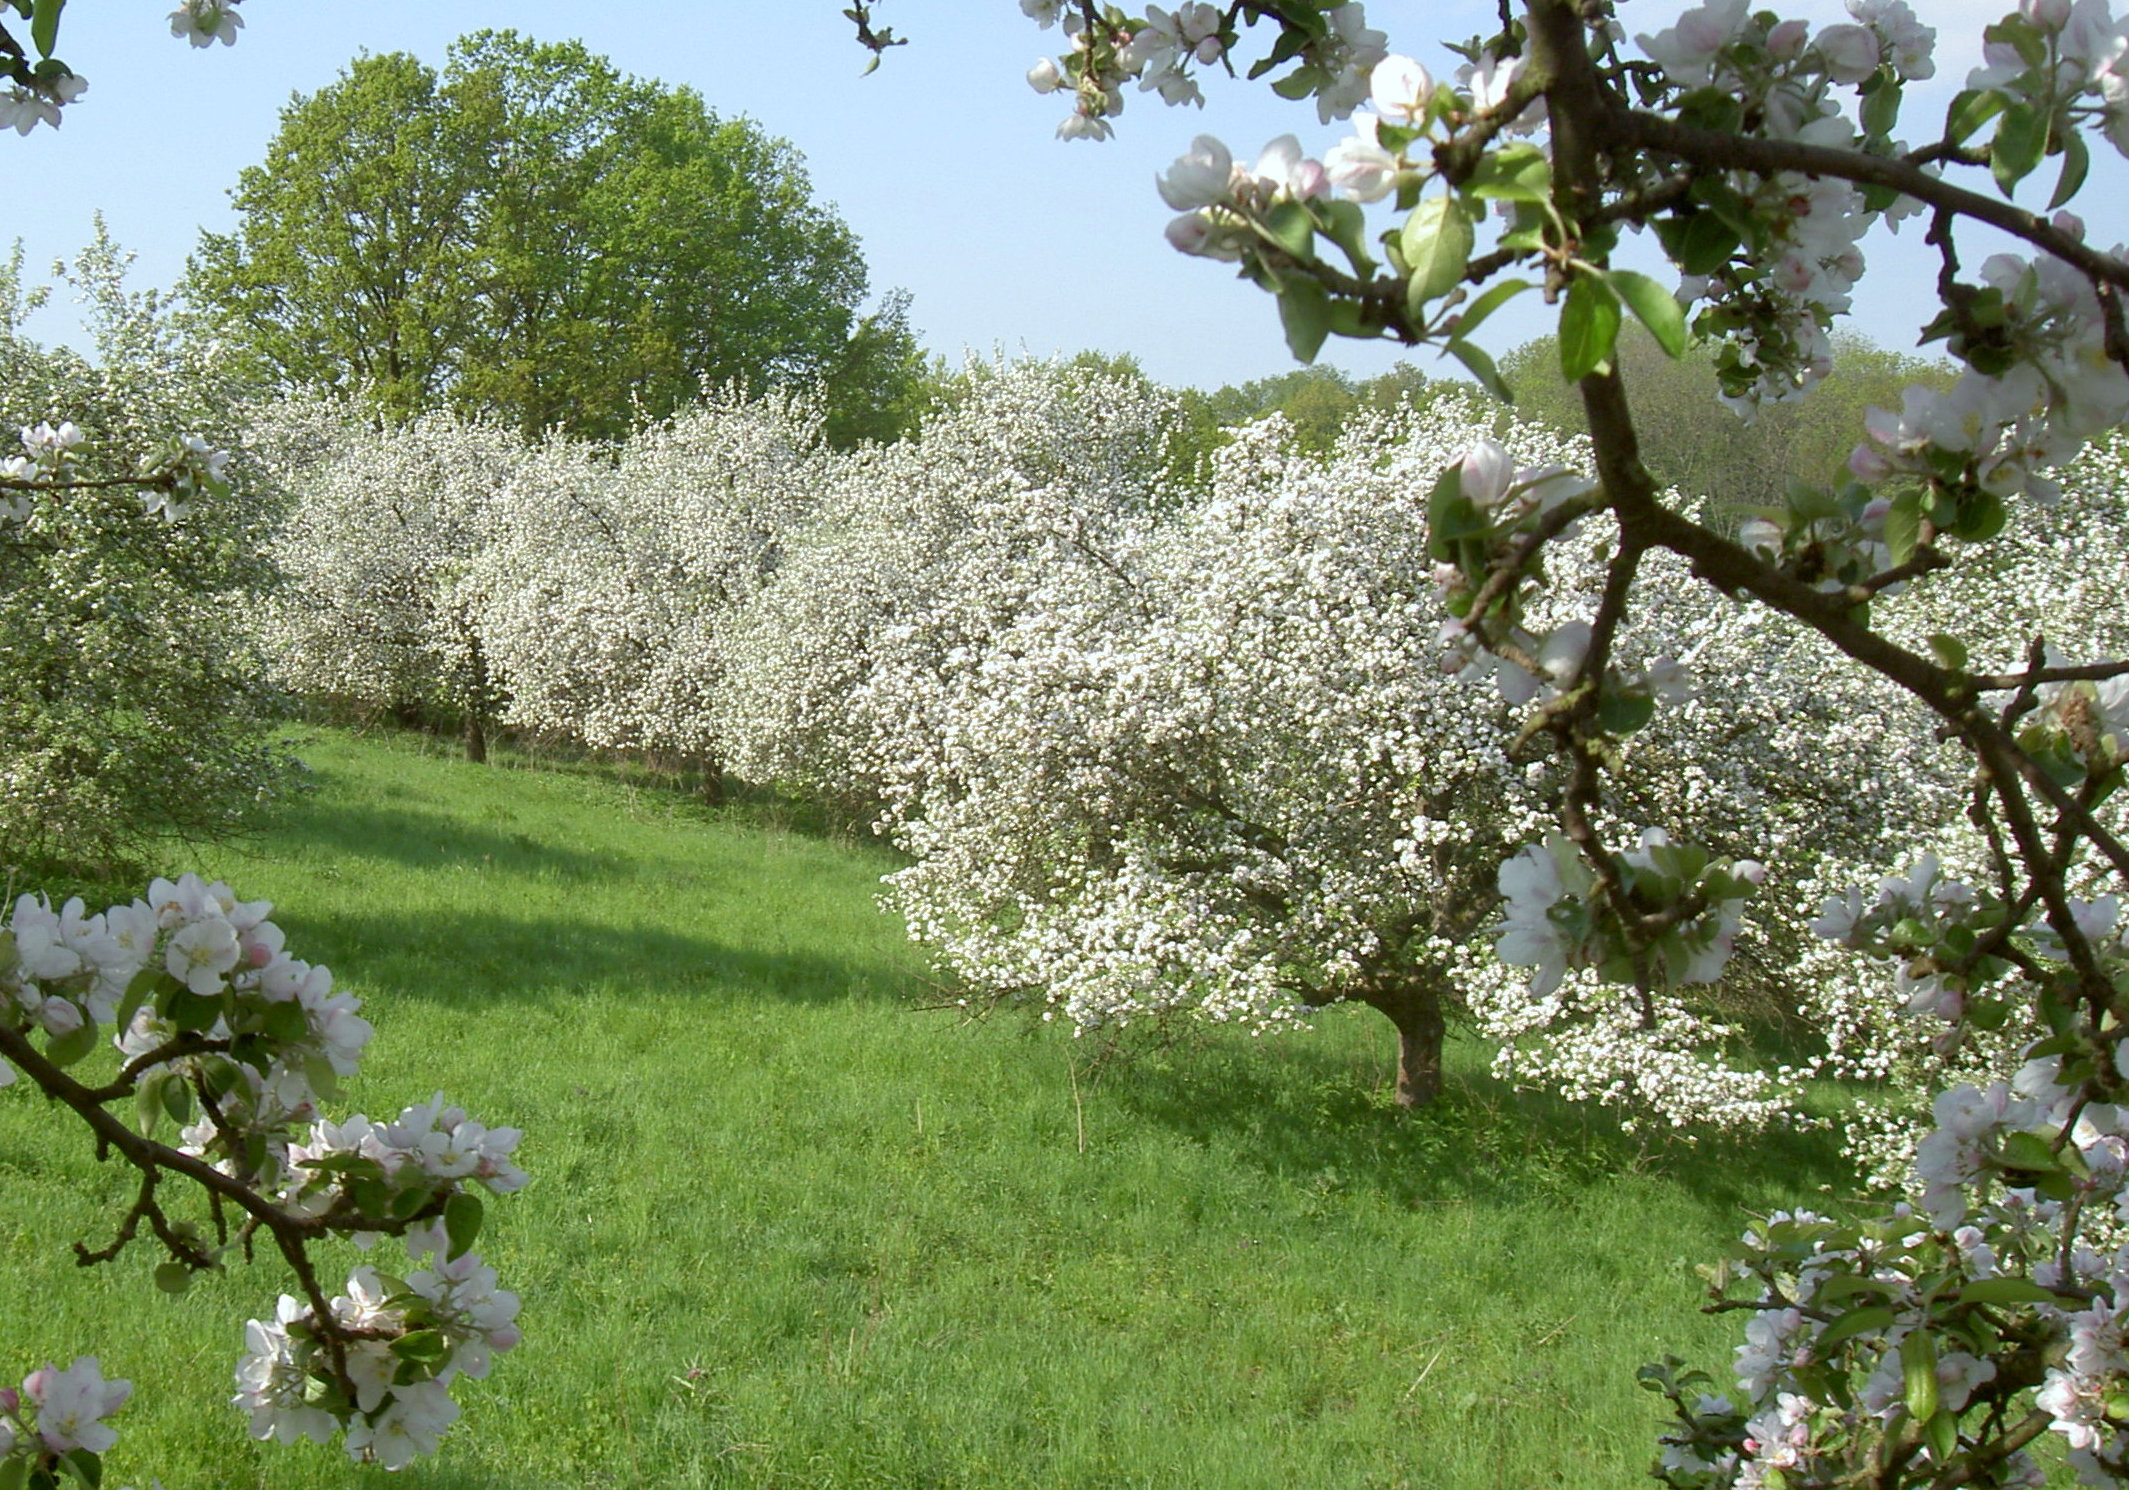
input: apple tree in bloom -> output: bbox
[248,403,529,761]
[870,388,1970,1122]
[718,357,1185,820]
[992,0,2129,1481]
[0,227,292,874]
[470,390,832,794]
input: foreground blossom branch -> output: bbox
[981,0,2129,1481]
[0,875,524,1480]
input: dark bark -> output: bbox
[462,632,492,765]
[1365,983,1447,1108]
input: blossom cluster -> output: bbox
[1651,1029,2129,1488]
[0,1357,133,1485]
[235,1222,519,1469]
[1025,1,1385,139]
[2,0,241,136]
[0,873,523,1470]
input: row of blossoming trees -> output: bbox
[14,0,2129,1482]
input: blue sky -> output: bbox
[9,0,2107,390]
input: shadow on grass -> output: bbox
[310,715,900,856]
[271,798,627,881]
[282,905,909,1011]
[1090,1023,1855,1220]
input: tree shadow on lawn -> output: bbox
[1090,1026,1855,1221]
[279,905,912,1012]
[269,798,627,882]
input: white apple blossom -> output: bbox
[168,1,242,48]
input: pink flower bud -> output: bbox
[1767,18,1810,59]
[1848,443,1894,483]
[2021,0,2072,31]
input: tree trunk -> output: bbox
[462,632,492,765]
[699,752,726,806]
[1366,984,1445,1109]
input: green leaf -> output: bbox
[1946,88,2007,145]
[1815,1303,1897,1351]
[56,1449,100,1490]
[168,987,224,1034]
[1926,633,1969,672]
[1464,142,1550,202]
[1985,15,2047,66]
[2050,128,2090,211]
[1444,338,1514,403]
[1427,464,1470,563]
[1926,1407,1958,1462]
[29,0,61,59]
[1688,176,1756,239]
[0,1454,23,1490]
[390,1328,452,1363]
[1882,492,1923,567]
[154,1260,193,1295]
[1992,102,2048,196]
[1450,278,1531,342]
[1903,1331,1940,1423]
[1609,270,1687,359]
[1950,484,2007,542]
[1277,278,1332,364]
[1994,1129,2063,1173]
[305,1052,340,1102]
[44,1019,95,1069]
[260,997,308,1044]
[1270,68,1318,100]
[1261,199,1318,262]
[1558,275,1622,382]
[115,965,165,1034]
[1860,76,1902,142]
[1674,213,1740,276]
[444,1190,484,1261]
[1598,690,1657,737]
[1315,199,1375,275]
[1400,195,1474,309]
[162,1076,194,1127]
[1957,1276,2062,1306]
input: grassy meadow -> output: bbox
[0,729,1854,1489]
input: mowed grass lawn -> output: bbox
[0,729,1850,1489]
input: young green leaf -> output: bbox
[1445,338,1514,403]
[29,0,60,59]
[1992,101,2048,195]
[445,1190,485,1261]
[1278,279,1333,363]
[2050,129,2090,210]
[1400,195,1474,308]
[1610,270,1688,359]
[1450,278,1531,341]
[1558,275,1622,382]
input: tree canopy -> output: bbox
[190,30,903,443]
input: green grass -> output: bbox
[0,728,1853,1489]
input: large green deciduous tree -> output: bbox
[191,31,893,443]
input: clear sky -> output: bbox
[9,1,2113,391]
